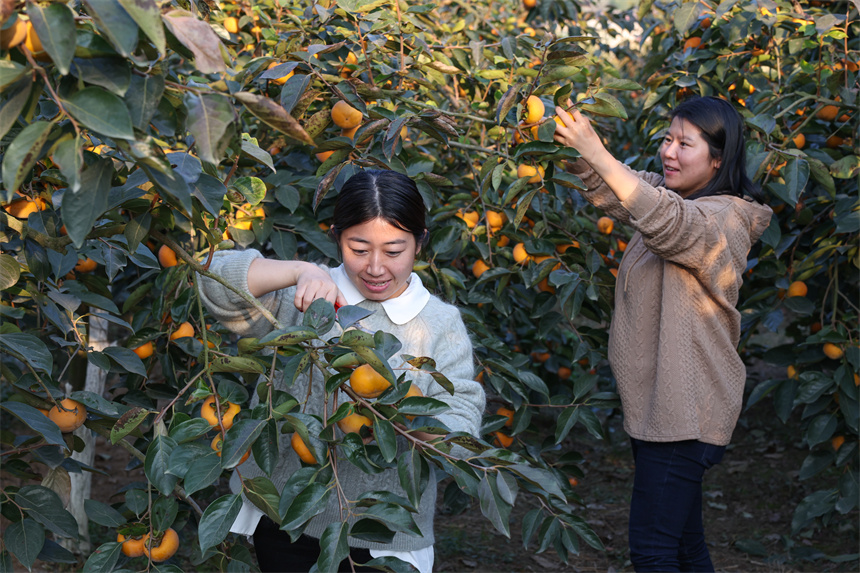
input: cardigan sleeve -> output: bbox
[414,303,485,448]
[198,249,302,338]
[566,158,664,223]
[620,178,769,282]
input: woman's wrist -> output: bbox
[247,259,309,297]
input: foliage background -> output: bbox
[0,0,857,571]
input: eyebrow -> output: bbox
[346,237,407,246]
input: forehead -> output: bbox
[340,217,414,244]
[667,116,705,140]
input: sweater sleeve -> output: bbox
[620,178,751,283]
[417,303,485,443]
[567,158,664,222]
[198,249,302,338]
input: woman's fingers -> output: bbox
[294,280,343,312]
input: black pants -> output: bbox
[252,516,376,573]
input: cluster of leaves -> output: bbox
[1,0,857,570]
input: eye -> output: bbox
[386,251,404,257]
[351,249,367,255]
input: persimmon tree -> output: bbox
[0,0,857,571]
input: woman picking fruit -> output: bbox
[199,169,485,573]
[553,96,772,572]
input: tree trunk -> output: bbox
[64,314,112,555]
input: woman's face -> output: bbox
[339,217,420,301]
[659,117,721,198]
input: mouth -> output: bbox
[361,278,391,293]
[664,166,680,174]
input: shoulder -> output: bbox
[415,295,468,335]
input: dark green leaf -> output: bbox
[16,486,79,539]
[478,473,512,537]
[798,450,835,480]
[222,419,265,469]
[162,10,226,74]
[0,77,33,142]
[4,519,44,570]
[110,407,149,444]
[84,499,125,528]
[185,93,236,165]
[117,0,165,55]
[234,92,315,145]
[1,121,53,203]
[198,494,243,552]
[182,450,222,495]
[103,347,147,377]
[315,522,349,573]
[281,483,332,531]
[144,435,179,495]
[62,87,133,140]
[244,477,281,525]
[61,156,113,248]
[82,541,123,573]
[126,72,165,130]
[27,0,76,75]
[252,419,280,476]
[373,416,397,463]
[349,518,396,544]
[81,0,139,57]
[0,332,53,375]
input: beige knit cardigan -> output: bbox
[571,159,773,446]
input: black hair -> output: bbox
[331,169,428,248]
[669,96,764,203]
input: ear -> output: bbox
[712,157,722,170]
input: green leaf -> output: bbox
[798,450,835,480]
[71,58,131,96]
[234,92,315,145]
[144,435,179,495]
[82,541,123,573]
[15,486,79,539]
[830,155,859,179]
[315,522,349,573]
[168,418,212,443]
[244,477,281,525]
[117,0,165,56]
[281,483,332,531]
[782,157,809,204]
[162,10,226,74]
[0,77,33,142]
[349,518,396,544]
[4,519,44,570]
[580,92,628,119]
[182,450,222,495]
[0,60,27,91]
[251,419,279,476]
[0,254,20,291]
[791,490,837,534]
[478,473,513,537]
[53,135,85,194]
[103,347,147,377]
[84,500,125,528]
[81,0,139,57]
[231,176,267,205]
[373,417,397,463]
[61,156,113,249]
[397,448,429,509]
[0,332,53,375]
[61,87,134,140]
[209,355,266,374]
[1,121,53,202]
[126,72,165,130]
[222,419,265,469]
[199,494,243,552]
[26,0,76,76]
[151,496,178,533]
[110,407,150,444]
[357,503,421,537]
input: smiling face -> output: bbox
[339,217,420,301]
[659,117,722,198]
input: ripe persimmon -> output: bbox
[513,243,531,264]
[117,533,146,558]
[349,364,391,398]
[331,100,362,129]
[74,258,98,273]
[267,61,293,85]
[48,399,87,433]
[210,435,250,464]
[816,105,839,121]
[200,396,241,430]
[291,433,318,464]
[132,342,154,359]
[0,18,27,50]
[496,407,514,428]
[158,245,179,268]
[170,322,194,341]
[523,95,545,124]
[142,528,179,562]
[823,343,844,360]
[517,164,544,183]
[683,36,702,51]
[472,259,490,278]
[234,204,265,231]
[223,17,239,34]
[493,431,514,448]
[337,412,372,434]
[597,216,614,234]
[786,281,807,298]
[315,150,334,162]
[558,366,572,380]
[456,209,479,228]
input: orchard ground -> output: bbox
[37,362,845,573]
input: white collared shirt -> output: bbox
[329,265,431,325]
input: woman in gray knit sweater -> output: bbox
[199,170,485,572]
[554,97,772,572]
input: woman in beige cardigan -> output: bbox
[554,96,772,572]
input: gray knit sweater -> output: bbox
[198,249,485,550]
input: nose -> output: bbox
[662,140,678,159]
[366,251,384,276]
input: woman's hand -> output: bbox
[552,103,605,162]
[293,263,346,312]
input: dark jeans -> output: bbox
[628,438,726,572]
[252,516,376,573]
